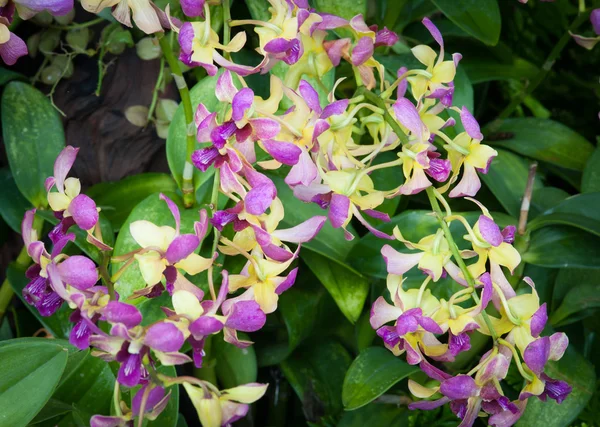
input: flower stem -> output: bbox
[147,55,166,123]
[360,88,408,144]
[222,0,232,58]
[207,170,221,301]
[158,34,196,208]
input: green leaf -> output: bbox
[355,311,376,352]
[550,283,600,326]
[0,168,32,233]
[0,338,69,427]
[86,173,178,230]
[111,193,200,301]
[2,81,65,207]
[314,0,367,21]
[245,0,270,21]
[342,347,419,410]
[484,118,594,171]
[528,193,600,238]
[281,340,352,418]
[213,332,257,389]
[582,147,600,193]
[148,366,179,427]
[517,345,596,427]
[8,264,72,339]
[461,57,538,84]
[529,187,569,219]
[338,402,409,426]
[480,149,542,217]
[279,284,326,350]
[523,226,600,269]
[301,250,369,324]
[0,67,25,86]
[431,0,501,45]
[35,210,114,265]
[167,73,226,191]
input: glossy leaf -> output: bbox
[342,347,419,410]
[461,57,538,84]
[111,193,201,300]
[281,340,352,418]
[528,193,600,238]
[0,67,25,86]
[582,147,600,193]
[523,226,600,269]
[2,82,65,208]
[480,149,542,217]
[355,311,377,352]
[278,285,325,350]
[338,402,409,426]
[167,73,226,191]
[301,250,369,324]
[0,338,69,427]
[484,118,594,171]
[8,264,72,339]
[0,169,32,233]
[431,0,501,45]
[213,332,257,389]
[314,0,367,21]
[529,187,569,219]
[245,0,271,21]
[517,345,595,427]
[86,173,178,230]
[550,283,600,327]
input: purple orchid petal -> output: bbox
[440,375,478,400]
[396,310,420,336]
[426,157,451,182]
[375,27,399,47]
[15,0,73,16]
[381,244,422,275]
[102,301,142,328]
[271,216,327,243]
[478,272,493,310]
[90,415,126,427]
[221,401,250,426]
[409,397,451,411]
[540,374,572,403]
[449,332,471,356]
[448,164,481,198]
[262,139,302,165]
[192,146,221,172]
[145,322,184,352]
[352,36,375,66]
[68,194,98,231]
[501,225,516,244]
[189,316,224,337]
[548,332,568,361]
[394,98,425,140]
[592,9,600,35]
[188,336,206,368]
[225,300,266,332]
[180,0,205,18]
[299,79,322,114]
[370,297,401,329]
[523,337,550,375]
[211,121,237,149]
[328,194,350,228]
[165,234,200,264]
[323,38,351,67]
[264,37,302,65]
[530,303,548,338]
[311,13,348,33]
[422,17,444,48]
[0,31,27,66]
[321,99,349,119]
[460,107,483,140]
[216,70,237,103]
[23,273,47,306]
[118,352,142,387]
[313,120,330,144]
[488,400,526,427]
[420,359,452,381]
[478,215,503,247]
[52,146,78,194]
[132,385,166,415]
[57,255,98,290]
[284,148,318,187]
[177,22,194,56]
[37,291,64,317]
[275,267,298,295]
[232,87,254,122]
[418,315,443,334]
[376,325,401,348]
[245,182,276,215]
[250,118,280,140]
[159,193,181,234]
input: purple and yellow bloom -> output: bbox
[0,2,26,65]
[82,0,168,34]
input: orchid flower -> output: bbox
[81,0,167,34]
[570,9,600,50]
[7,0,73,19]
[0,3,26,65]
[184,381,268,427]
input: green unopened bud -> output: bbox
[156,99,178,123]
[66,28,90,52]
[54,8,75,25]
[51,55,74,79]
[125,105,150,127]
[156,120,170,139]
[136,37,161,61]
[39,29,61,55]
[41,66,62,86]
[31,11,53,27]
[27,33,42,58]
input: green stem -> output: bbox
[425,188,498,341]
[207,170,221,301]
[147,55,166,122]
[158,34,196,208]
[495,9,591,121]
[222,0,232,58]
[95,45,107,96]
[360,88,408,144]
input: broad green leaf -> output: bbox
[279,284,326,350]
[552,268,598,311]
[582,147,600,193]
[431,0,501,45]
[8,264,72,339]
[550,283,600,326]
[2,82,65,207]
[0,67,25,86]
[281,340,352,418]
[355,311,376,352]
[301,250,369,324]
[529,187,569,219]
[481,149,543,217]
[0,169,32,233]
[86,173,178,230]
[523,226,600,269]
[338,402,409,426]
[245,0,270,21]
[213,332,257,389]
[528,193,600,238]
[0,338,69,427]
[517,345,595,427]
[462,57,538,84]
[36,210,114,264]
[167,73,223,191]
[314,0,367,21]
[111,193,200,300]
[342,347,419,410]
[484,118,594,171]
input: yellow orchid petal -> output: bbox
[254,280,278,313]
[418,253,444,282]
[48,192,71,212]
[191,45,215,65]
[175,253,213,275]
[183,384,222,427]
[134,252,166,286]
[129,0,162,34]
[63,177,81,199]
[489,243,521,273]
[407,75,428,101]
[467,144,497,169]
[523,374,545,397]
[408,380,439,398]
[431,60,456,84]
[254,74,283,115]
[129,220,176,251]
[228,274,255,292]
[220,31,246,52]
[507,293,539,321]
[411,45,437,68]
[0,24,8,44]
[172,290,203,318]
[220,383,268,404]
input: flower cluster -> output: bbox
[12,0,574,426]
